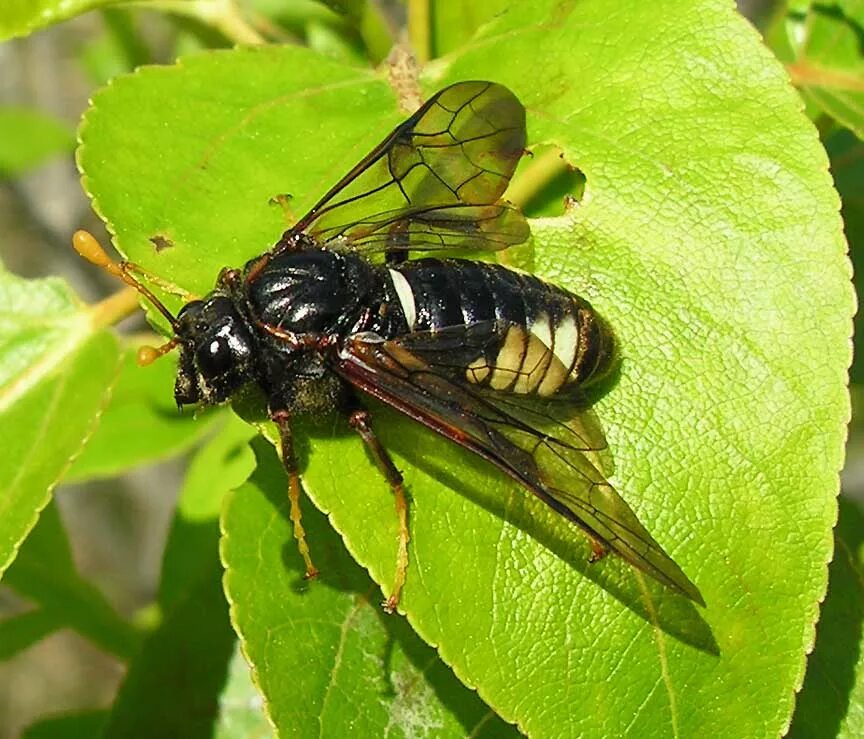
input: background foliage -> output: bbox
[0,1,858,737]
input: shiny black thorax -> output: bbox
[172,245,407,414]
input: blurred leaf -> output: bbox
[0,607,64,660]
[103,417,255,738]
[66,347,222,482]
[0,0,120,41]
[246,0,373,64]
[79,8,152,86]
[309,0,392,61]
[158,415,255,607]
[77,0,851,734]
[21,711,108,739]
[222,439,514,737]
[788,496,864,737]
[0,107,74,177]
[102,546,235,738]
[429,0,512,58]
[214,644,274,739]
[0,266,121,581]
[4,501,140,659]
[785,0,864,138]
[304,17,368,66]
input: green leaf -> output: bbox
[4,501,140,659]
[222,439,514,737]
[0,266,121,581]
[103,417,256,737]
[428,0,512,58]
[785,0,864,138]
[77,1,851,735]
[0,0,120,41]
[0,107,75,176]
[67,347,222,482]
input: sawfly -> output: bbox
[75,80,703,610]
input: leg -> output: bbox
[271,410,319,580]
[269,193,297,228]
[347,408,409,613]
[588,537,608,563]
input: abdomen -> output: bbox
[387,259,615,397]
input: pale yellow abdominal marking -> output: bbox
[465,311,583,397]
[489,325,526,390]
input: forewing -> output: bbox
[335,334,704,605]
[278,81,528,255]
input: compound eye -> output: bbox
[196,336,233,377]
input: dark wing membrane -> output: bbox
[277,81,529,254]
[316,203,529,253]
[392,322,614,459]
[335,333,704,605]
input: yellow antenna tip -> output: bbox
[137,345,161,366]
[137,338,179,366]
[72,229,125,278]
[72,229,107,264]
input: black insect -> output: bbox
[75,81,703,610]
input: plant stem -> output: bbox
[408,0,430,63]
[505,147,571,210]
[91,286,142,329]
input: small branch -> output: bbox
[211,0,266,45]
[787,60,864,92]
[408,0,431,64]
[505,147,572,210]
[130,0,266,45]
[91,286,142,329]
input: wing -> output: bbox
[275,81,529,255]
[334,332,705,606]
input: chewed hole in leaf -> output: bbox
[509,144,585,218]
[149,234,175,252]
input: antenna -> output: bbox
[72,230,180,366]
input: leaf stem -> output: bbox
[505,147,572,210]
[91,286,142,329]
[408,0,431,63]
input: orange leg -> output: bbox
[272,410,319,580]
[588,538,608,564]
[348,409,409,613]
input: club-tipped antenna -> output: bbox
[136,339,179,366]
[73,230,181,366]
